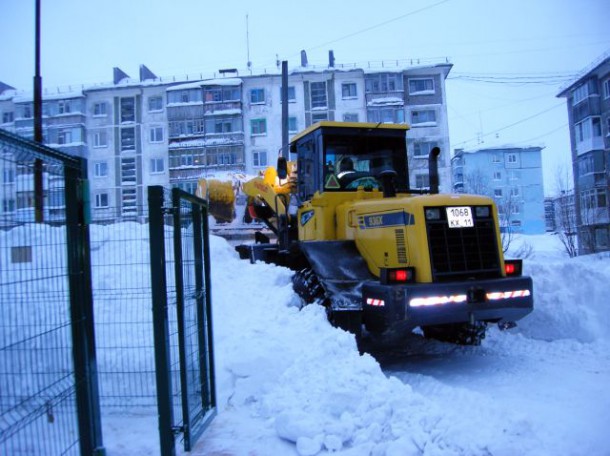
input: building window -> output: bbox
[415,174,429,188]
[121,158,137,185]
[311,112,328,124]
[310,81,327,108]
[23,105,32,118]
[250,88,265,104]
[250,118,267,136]
[365,74,402,93]
[94,162,108,177]
[57,130,72,145]
[58,100,71,114]
[3,198,16,212]
[253,150,268,168]
[413,141,438,158]
[205,117,237,134]
[408,78,434,94]
[575,117,603,145]
[341,83,357,99]
[149,126,163,143]
[121,127,135,151]
[573,84,589,105]
[3,168,15,184]
[343,113,358,122]
[148,96,163,111]
[95,193,109,208]
[511,187,520,197]
[93,131,107,148]
[368,107,404,124]
[492,154,501,163]
[494,188,503,197]
[150,158,164,174]
[410,110,436,125]
[493,171,502,180]
[288,117,298,133]
[120,97,135,123]
[507,153,517,164]
[581,188,608,210]
[2,112,14,123]
[93,102,107,116]
[122,188,137,214]
[280,86,296,103]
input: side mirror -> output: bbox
[277,156,288,180]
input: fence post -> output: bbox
[171,188,193,450]
[201,200,217,411]
[148,186,176,456]
[64,163,105,455]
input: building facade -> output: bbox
[557,53,610,254]
[0,55,453,224]
[452,146,546,235]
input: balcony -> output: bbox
[203,101,242,115]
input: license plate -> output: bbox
[446,206,473,228]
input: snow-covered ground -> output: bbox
[181,233,610,456]
[3,222,610,455]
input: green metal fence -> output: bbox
[149,186,216,455]
[0,128,104,455]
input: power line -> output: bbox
[453,103,565,148]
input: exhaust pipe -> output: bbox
[428,147,440,194]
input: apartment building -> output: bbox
[0,54,453,224]
[452,146,546,235]
[557,53,610,253]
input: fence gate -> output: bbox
[0,129,104,455]
[148,186,216,455]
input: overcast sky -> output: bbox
[1,0,609,194]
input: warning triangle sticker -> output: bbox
[325,174,341,189]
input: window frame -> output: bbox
[148,96,163,112]
[150,158,165,174]
[410,109,436,125]
[408,78,435,95]
[252,150,268,168]
[250,88,266,104]
[93,102,107,117]
[149,126,164,143]
[250,118,267,136]
[341,82,358,99]
[93,131,108,148]
[93,161,108,178]
[310,81,328,109]
[94,192,109,208]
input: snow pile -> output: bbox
[204,233,610,455]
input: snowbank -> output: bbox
[203,233,610,455]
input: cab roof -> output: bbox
[289,121,410,146]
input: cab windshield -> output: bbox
[323,134,408,191]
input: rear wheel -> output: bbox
[422,322,487,346]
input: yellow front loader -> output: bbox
[235,122,533,345]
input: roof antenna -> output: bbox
[246,14,252,74]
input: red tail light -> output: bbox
[380,267,415,284]
[504,259,522,277]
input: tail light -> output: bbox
[504,259,522,277]
[380,267,415,284]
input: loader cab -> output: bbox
[290,121,410,202]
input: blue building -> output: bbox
[452,146,546,235]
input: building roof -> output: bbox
[557,51,610,98]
